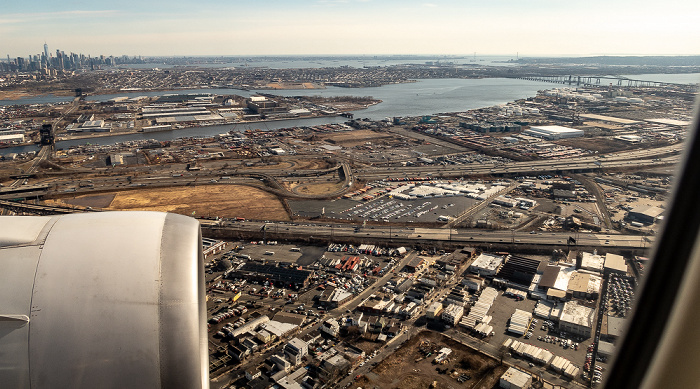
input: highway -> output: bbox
[354,154,680,181]
[209,220,652,250]
[14,140,678,208]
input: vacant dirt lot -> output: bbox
[556,138,638,154]
[289,181,346,196]
[360,330,508,389]
[0,90,32,100]
[52,185,289,220]
[322,129,394,146]
[59,194,116,208]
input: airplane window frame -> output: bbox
[605,92,700,388]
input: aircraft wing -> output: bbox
[0,211,208,389]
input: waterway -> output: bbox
[1,73,697,155]
[1,78,554,155]
[3,72,697,107]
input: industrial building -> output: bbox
[524,125,584,140]
[318,288,353,309]
[499,367,532,389]
[627,204,664,225]
[604,253,628,275]
[0,133,25,144]
[441,303,464,325]
[579,252,605,273]
[468,253,505,277]
[405,256,425,272]
[559,301,595,338]
[566,272,602,300]
[247,96,285,115]
[494,255,541,287]
[79,120,110,132]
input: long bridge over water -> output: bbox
[511,74,697,89]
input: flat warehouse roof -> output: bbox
[579,114,642,124]
[529,125,584,134]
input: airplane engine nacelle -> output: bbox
[0,212,208,389]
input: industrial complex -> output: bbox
[1,53,695,389]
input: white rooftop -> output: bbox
[560,301,594,328]
[471,253,504,272]
[645,118,691,127]
[581,252,605,273]
[529,125,583,134]
[501,367,531,387]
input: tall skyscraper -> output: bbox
[44,42,49,60]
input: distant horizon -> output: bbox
[5,52,700,62]
[2,1,698,59]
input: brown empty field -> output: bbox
[360,330,508,389]
[556,138,639,154]
[51,185,289,220]
[288,181,345,195]
[58,194,116,208]
[322,129,393,146]
[0,90,32,100]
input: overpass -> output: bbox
[0,199,97,215]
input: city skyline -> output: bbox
[2,0,699,58]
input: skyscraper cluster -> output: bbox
[0,43,145,73]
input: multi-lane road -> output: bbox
[208,220,653,250]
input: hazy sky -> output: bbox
[2,0,699,58]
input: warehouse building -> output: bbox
[604,253,628,275]
[559,301,594,338]
[318,288,353,309]
[567,272,602,300]
[0,133,25,144]
[405,256,425,273]
[603,315,627,341]
[469,253,505,277]
[494,255,541,287]
[627,204,664,225]
[579,252,605,274]
[499,367,532,389]
[524,125,584,140]
[538,265,561,291]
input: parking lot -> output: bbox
[476,290,591,381]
